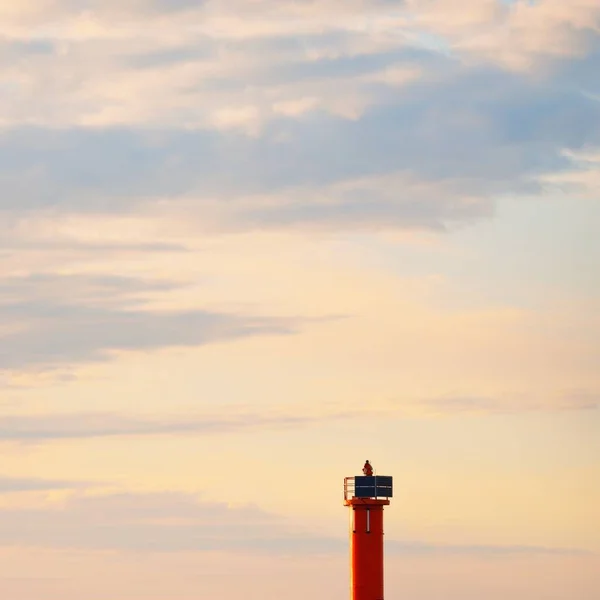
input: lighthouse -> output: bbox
[344,461,393,600]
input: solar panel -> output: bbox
[352,475,393,498]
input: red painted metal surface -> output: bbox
[347,498,389,600]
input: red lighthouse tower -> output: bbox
[344,461,393,600]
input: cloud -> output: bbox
[0,408,363,443]
[386,540,592,557]
[0,491,289,554]
[0,3,430,131]
[1,50,598,233]
[404,0,600,70]
[0,273,299,370]
[227,172,493,233]
[0,0,598,241]
[1,389,595,445]
[414,392,599,415]
[537,146,600,197]
[1,0,597,136]
[0,490,589,556]
[0,237,188,254]
[0,476,90,493]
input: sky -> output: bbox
[0,0,599,598]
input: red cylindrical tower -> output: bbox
[344,462,393,600]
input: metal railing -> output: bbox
[344,476,356,500]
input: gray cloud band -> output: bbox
[0,490,590,557]
[0,274,300,370]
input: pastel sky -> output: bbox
[1,1,599,598]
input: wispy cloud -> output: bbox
[0,476,90,493]
[537,147,600,198]
[0,490,590,557]
[405,0,600,69]
[415,392,600,415]
[0,273,300,370]
[1,390,595,445]
[0,409,362,443]
[386,540,592,557]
